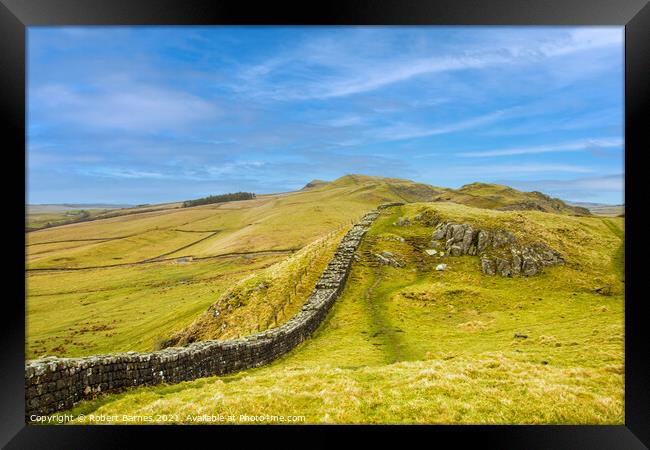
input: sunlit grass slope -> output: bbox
[27,175,437,358]
[58,202,623,424]
[26,255,285,358]
[435,182,591,215]
[166,227,350,345]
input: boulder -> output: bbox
[495,257,512,277]
[595,285,612,296]
[460,226,476,254]
[375,252,403,268]
[492,230,516,248]
[394,217,411,227]
[477,230,491,252]
[424,249,438,256]
[521,254,540,276]
[435,264,447,271]
[449,245,463,257]
[431,223,447,241]
[481,256,496,276]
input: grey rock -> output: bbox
[495,257,512,277]
[436,263,448,271]
[431,223,448,241]
[449,245,463,257]
[595,285,612,295]
[394,217,411,227]
[481,256,496,276]
[432,221,563,278]
[460,226,476,254]
[477,230,491,252]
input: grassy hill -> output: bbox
[26,175,428,358]
[433,182,591,215]
[56,202,624,424]
[26,174,623,424]
[26,203,182,231]
[570,203,625,217]
[25,175,602,360]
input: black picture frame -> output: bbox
[2,0,647,447]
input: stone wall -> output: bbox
[25,208,385,419]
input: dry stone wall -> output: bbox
[25,208,388,419]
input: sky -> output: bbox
[27,26,624,205]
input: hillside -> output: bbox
[56,202,624,424]
[26,202,182,231]
[433,182,591,215]
[26,175,597,359]
[26,175,425,358]
[569,202,624,217]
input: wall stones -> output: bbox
[432,222,564,277]
[25,207,386,419]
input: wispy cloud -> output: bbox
[32,81,219,133]
[27,27,624,204]
[240,27,622,101]
[455,163,595,175]
[500,174,624,203]
[371,109,511,142]
[458,137,623,158]
[79,167,168,180]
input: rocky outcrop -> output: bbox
[374,251,403,267]
[377,202,404,210]
[25,208,388,419]
[431,222,563,277]
[393,217,411,227]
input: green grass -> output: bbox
[26,176,417,358]
[167,226,351,344]
[53,201,624,424]
[26,255,285,358]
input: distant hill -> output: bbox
[27,203,134,214]
[302,179,330,189]
[27,175,591,234]
[568,202,624,217]
[306,176,590,216]
[432,182,591,216]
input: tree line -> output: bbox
[182,192,256,208]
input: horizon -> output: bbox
[28,26,624,205]
[25,174,625,207]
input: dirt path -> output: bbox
[603,218,624,282]
[363,267,408,364]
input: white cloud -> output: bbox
[239,27,623,101]
[455,163,595,175]
[81,168,167,179]
[502,174,624,203]
[458,137,623,158]
[32,82,219,132]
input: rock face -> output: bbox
[25,208,386,419]
[432,222,564,277]
[374,251,403,267]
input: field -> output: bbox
[45,198,624,424]
[26,177,421,358]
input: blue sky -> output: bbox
[27,26,624,205]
